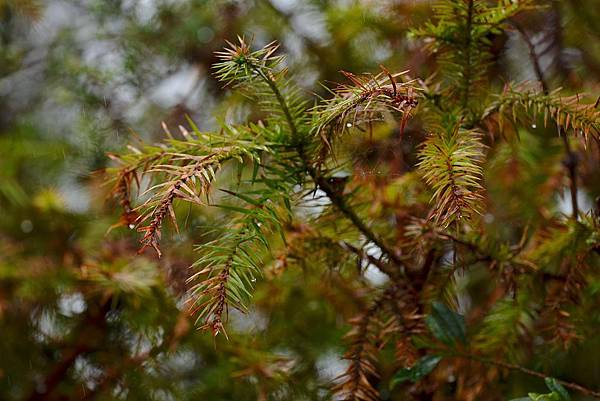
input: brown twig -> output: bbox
[511,21,549,95]
[25,300,112,401]
[513,20,579,220]
[309,167,404,276]
[340,240,396,277]
[76,313,190,401]
[455,351,600,399]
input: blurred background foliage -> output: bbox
[1,0,600,400]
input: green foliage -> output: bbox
[213,37,309,140]
[426,301,467,346]
[314,68,418,156]
[485,85,600,141]
[411,0,537,113]
[109,124,266,256]
[2,0,600,400]
[473,294,536,362]
[106,4,600,399]
[189,193,285,336]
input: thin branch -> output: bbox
[308,167,404,275]
[435,230,540,273]
[414,248,436,291]
[436,230,487,256]
[461,0,475,111]
[455,351,600,399]
[511,21,549,95]
[512,20,579,220]
[251,62,404,277]
[77,313,190,401]
[341,240,395,277]
[25,344,91,401]
[25,300,112,401]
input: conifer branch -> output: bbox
[215,38,406,274]
[333,294,386,401]
[309,169,405,274]
[110,128,264,257]
[314,69,418,154]
[542,254,588,348]
[485,84,598,219]
[417,128,485,228]
[251,64,299,140]
[135,155,222,257]
[19,1,600,398]
[188,198,280,336]
[484,85,600,141]
[385,282,427,367]
[412,0,537,113]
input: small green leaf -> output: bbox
[511,390,563,401]
[219,189,261,206]
[425,302,466,346]
[214,204,252,214]
[528,392,560,401]
[252,160,260,184]
[545,378,570,401]
[390,355,442,389]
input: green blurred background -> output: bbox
[1,1,600,400]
